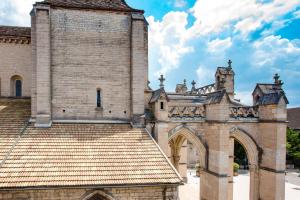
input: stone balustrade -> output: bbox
[168,105,206,119]
[196,84,216,95]
[230,106,259,119]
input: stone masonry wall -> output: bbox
[0,186,178,200]
[0,43,32,97]
[50,9,132,120]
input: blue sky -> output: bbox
[0,0,299,107]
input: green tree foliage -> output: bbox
[287,128,300,167]
[234,141,248,168]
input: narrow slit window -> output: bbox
[97,89,101,108]
[160,102,164,110]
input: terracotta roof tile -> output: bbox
[0,100,182,189]
[39,0,144,13]
[0,99,31,163]
[0,26,31,39]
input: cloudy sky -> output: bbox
[0,0,299,107]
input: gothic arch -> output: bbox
[230,127,260,200]
[81,191,115,200]
[230,127,259,167]
[168,125,207,169]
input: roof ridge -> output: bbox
[40,0,144,13]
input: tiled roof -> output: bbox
[0,26,31,39]
[0,100,182,189]
[205,90,227,104]
[255,84,289,105]
[256,84,276,94]
[287,108,300,130]
[38,0,144,13]
[149,88,169,103]
[0,99,31,163]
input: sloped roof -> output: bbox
[205,90,227,104]
[255,84,276,94]
[0,99,31,163]
[38,0,144,13]
[256,92,288,105]
[149,88,169,103]
[254,84,289,105]
[0,26,31,39]
[287,108,300,130]
[0,99,182,189]
[216,67,234,75]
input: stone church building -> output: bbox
[0,0,288,200]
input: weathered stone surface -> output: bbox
[0,186,178,200]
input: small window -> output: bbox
[160,102,164,110]
[15,80,22,97]
[97,89,101,108]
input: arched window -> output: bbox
[82,191,115,200]
[160,101,164,110]
[15,80,22,97]
[96,89,102,108]
[10,75,23,97]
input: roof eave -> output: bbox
[0,182,183,191]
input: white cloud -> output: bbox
[235,91,253,106]
[0,0,40,26]
[253,35,300,67]
[234,18,262,36]
[187,0,300,38]
[148,0,300,79]
[147,12,194,76]
[174,0,187,8]
[196,65,215,86]
[207,37,232,53]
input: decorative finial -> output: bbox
[191,80,196,88]
[183,79,187,86]
[159,74,165,89]
[274,73,283,86]
[228,59,232,69]
[191,80,196,93]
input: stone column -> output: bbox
[202,96,231,200]
[32,4,52,127]
[249,164,259,200]
[179,140,188,182]
[30,10,37,119]
[228,138,234,200]
[258,99,287,200]
[130,13,147,126]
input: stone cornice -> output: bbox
[0,37,31,44]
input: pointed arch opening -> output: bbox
[168,125,207,171]
[230,127,260,200]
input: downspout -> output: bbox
[129,13,133,124]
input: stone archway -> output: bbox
[81,191,115,200]
[10,75,23,97]
[168,125,207,174]
[230,127,260,200]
